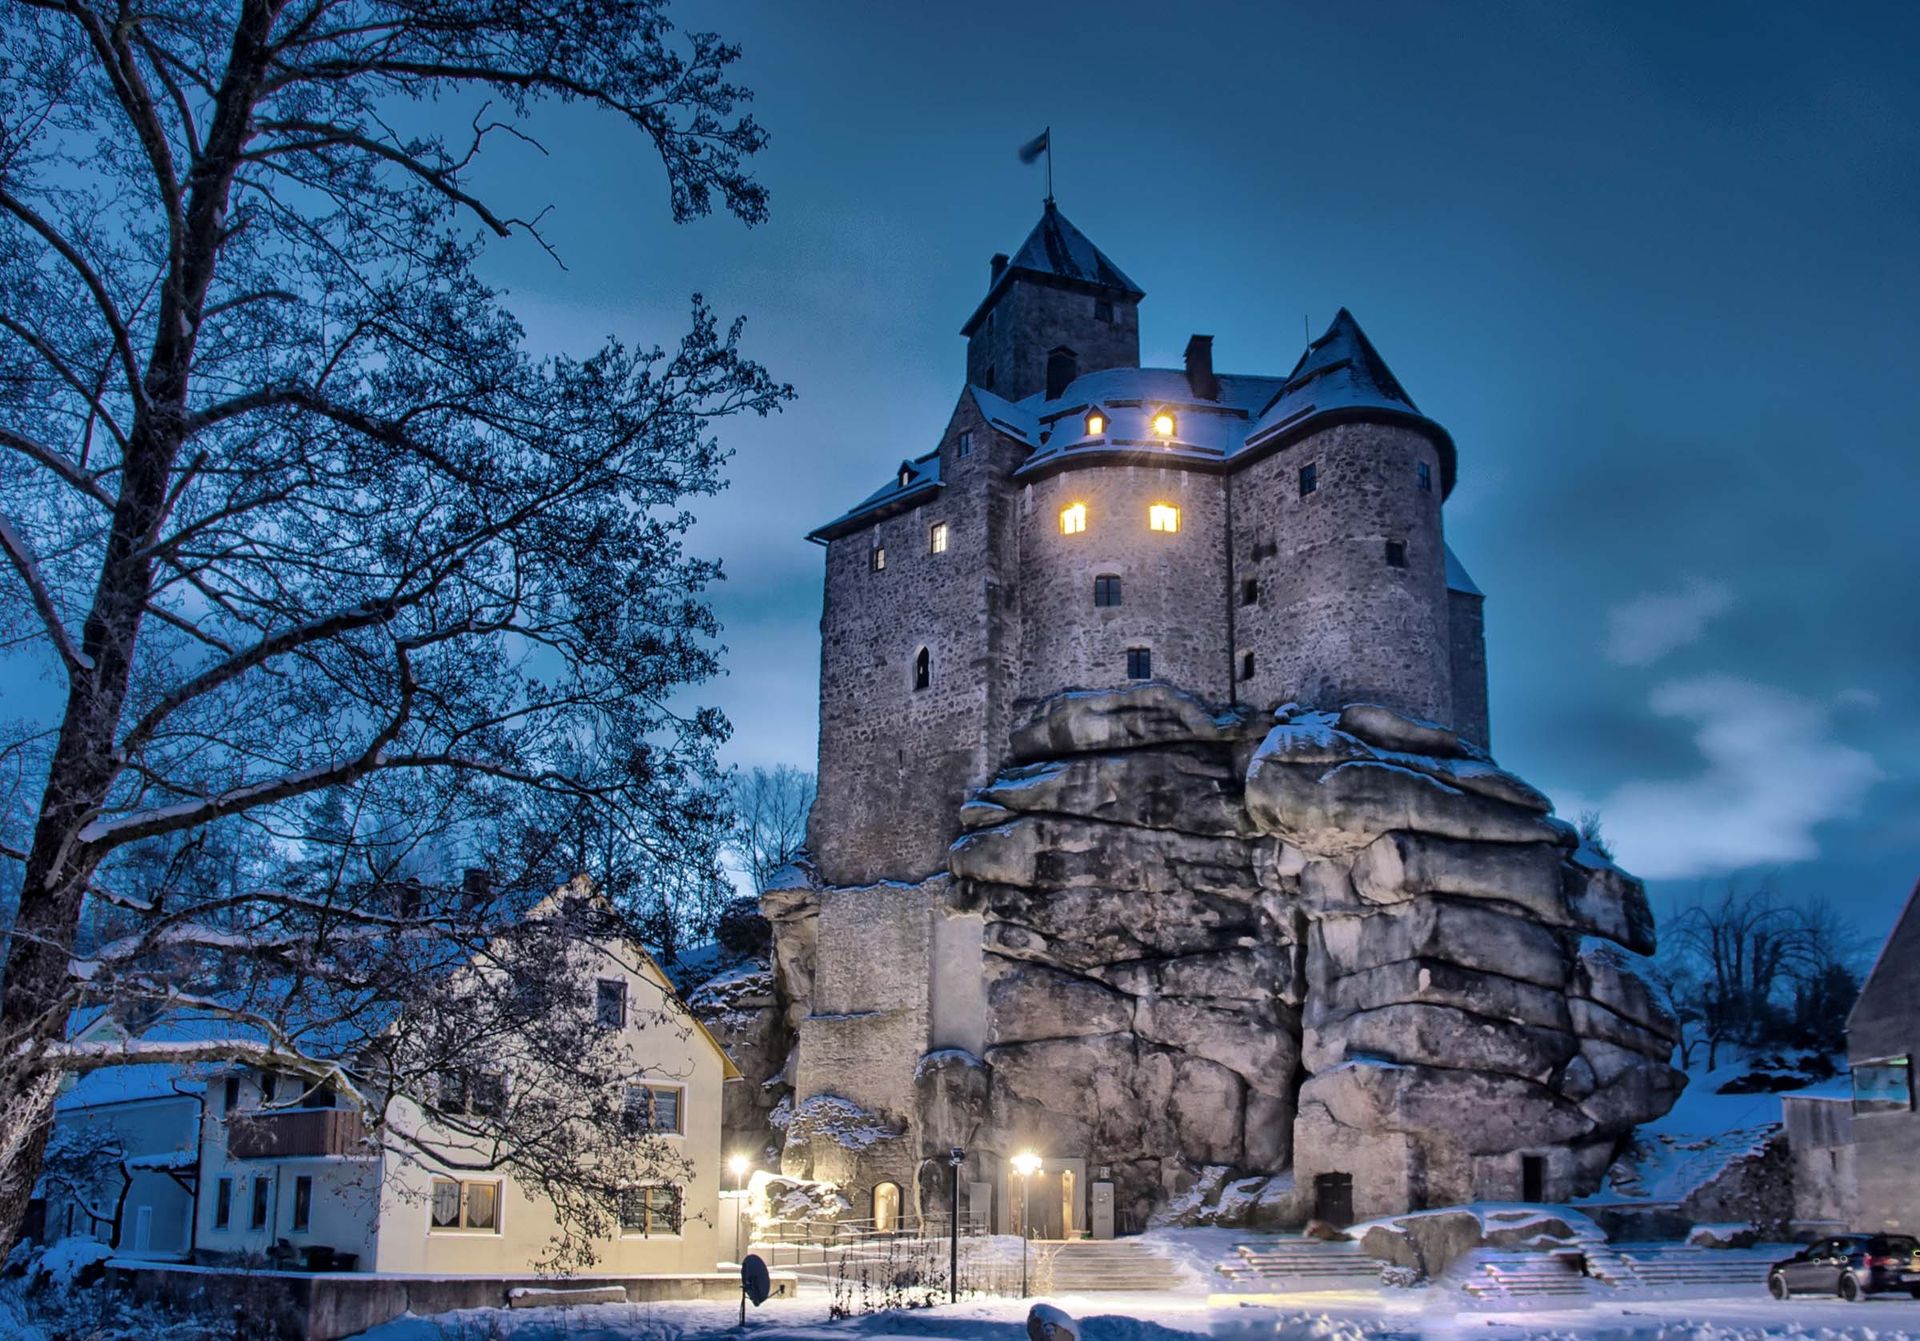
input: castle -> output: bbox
[755,202,1681,1238]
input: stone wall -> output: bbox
[1448,588,1490,750]
[1238,422,1454,726]
[1016,466,1231,705]
[966,280,1139,402]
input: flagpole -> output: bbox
[1046,126,1054,203]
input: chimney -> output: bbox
[989,253,1009,284]
[1045,345,1078,401]
[1184,334,1219,400]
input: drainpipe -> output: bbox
[1223,470,1238,706]
[183,1081,206,1261]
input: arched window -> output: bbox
[872,1181,902,1234]
[913,647,930,692]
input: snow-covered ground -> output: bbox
[351,1280,1920,1341]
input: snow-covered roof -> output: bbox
[807,450,942,543]
[961,201,1143,336]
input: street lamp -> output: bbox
[728,1155,751,1261]
[1011,1151,1042,1297]
[948,1146,965,1304]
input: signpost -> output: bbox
[948,1146,965,1303]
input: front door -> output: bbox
[1018,1172,1070,1239]
[1521,1155,1547,1203]
[1313,1173,1354,1228]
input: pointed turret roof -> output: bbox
[961,201,1143,335]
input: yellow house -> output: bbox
[192,899,740,1276]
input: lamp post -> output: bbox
[948,1146,965,1304]
[728,1155,750,1262]
[1010,1152,1042,1298]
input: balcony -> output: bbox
[227,1107,370,1159]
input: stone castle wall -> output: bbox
[1448,588,1490,749]
[966,282,1139,401]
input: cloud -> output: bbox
[1605,578,1735,666]
[1575,675,1882,880]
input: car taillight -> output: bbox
[1868,1255,1898,1267]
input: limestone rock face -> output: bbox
[770,685,1683,1229]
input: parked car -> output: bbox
[1769,1235,1920,1301]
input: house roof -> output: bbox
[815,308,1455,539]
[1445,545,1484,598]
[960,201,1144,336]
[1848,875,1920,1044]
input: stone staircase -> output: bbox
[1036,1239,1187,1293]
[1452,1249,1595,1301]
[1588,1244,1782,1291]
[1215,1237,1385,1291]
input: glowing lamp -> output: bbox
[1011,1151,1043,1178]
[728,1154,750,1179]
[1152,411,1176,437]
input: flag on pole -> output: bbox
[1017,129,1050,164]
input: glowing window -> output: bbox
[1085,412,1105,436]
[1152,411,1176,437]
[930,522,948,553]
[1060,503,1087,535]
[1148,504,1180,533]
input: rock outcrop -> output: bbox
[762,684,1684,1228]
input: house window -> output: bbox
[870,546,886,572]
[1298,462,1318,496]
[292,1176,313,1232]
[223,1076,240,1113]
[429,1178,501,1233]
[1385,540,1408,569]
[595,978,627,1029]
[261,1072,278,1104]
[1151,411,1176,438]
[213,1177,233,1230]
[913,647,931,692]
[624,1084,685,1135]
[440,1069,506,1118]
[1240,578,1259,606]
[1240,651,1256,681]
[1085,411,1105,436]
[1853,1057,1913,1114]
[1094,298,1114,323]
[957,431,973,457]
[619,1185,682,1237]
[1148,503,1180,533]
[930,522,949,554]
[1126,647,1151,680]
[250,1176,271,1230]
[1093,575,1122,607]
[1060,503,1087,535]
[1417,461,1432,492]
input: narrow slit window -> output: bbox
[1148,504,1180,533]
[1240,578,1259,606]
[1093,575,1122,607]
[1125,647,1152,680]
[956,431,973,457]
[1417,461,1432,492]
[930,522,949,554]
[1060,503,1087,535]
[1385,540,1408,569]
[870,546,886,572]
[1299,462,1318,496]
[1240,651,1256,681]
[914,647,931,692]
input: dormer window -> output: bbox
[1060,503,1087,535]
[898,464,913,488]
[1152,411,1176,438]
[1085,411,1105,437]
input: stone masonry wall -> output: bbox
[1448,589,1491,750]
[1235,422,1453,726]
[1016,466,1231,705]
[967,281,1139,402]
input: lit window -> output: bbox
[1152,411,1176,437]
[1093,575,1122,607]
[1299,462,1318,496]
[1125,647,1152,680]
[1060,503,1087,535]
[930,522,948,554]
[620,1185,682,1237]
[1385,540,1408,568]
[429,1178,501,1233]
[870,546,886,572]
[913,647,930,692]
[957,431,973,457]
[1085,411,1105,436]
[1148,504,1180,533]
[1417,461,1432,492]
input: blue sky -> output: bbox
[13,3,1918,936]
[460,0,1920,933]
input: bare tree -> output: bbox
[725,765,816,895]
[0,0,789,1254]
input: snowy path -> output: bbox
[352,1284,1920,1341]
